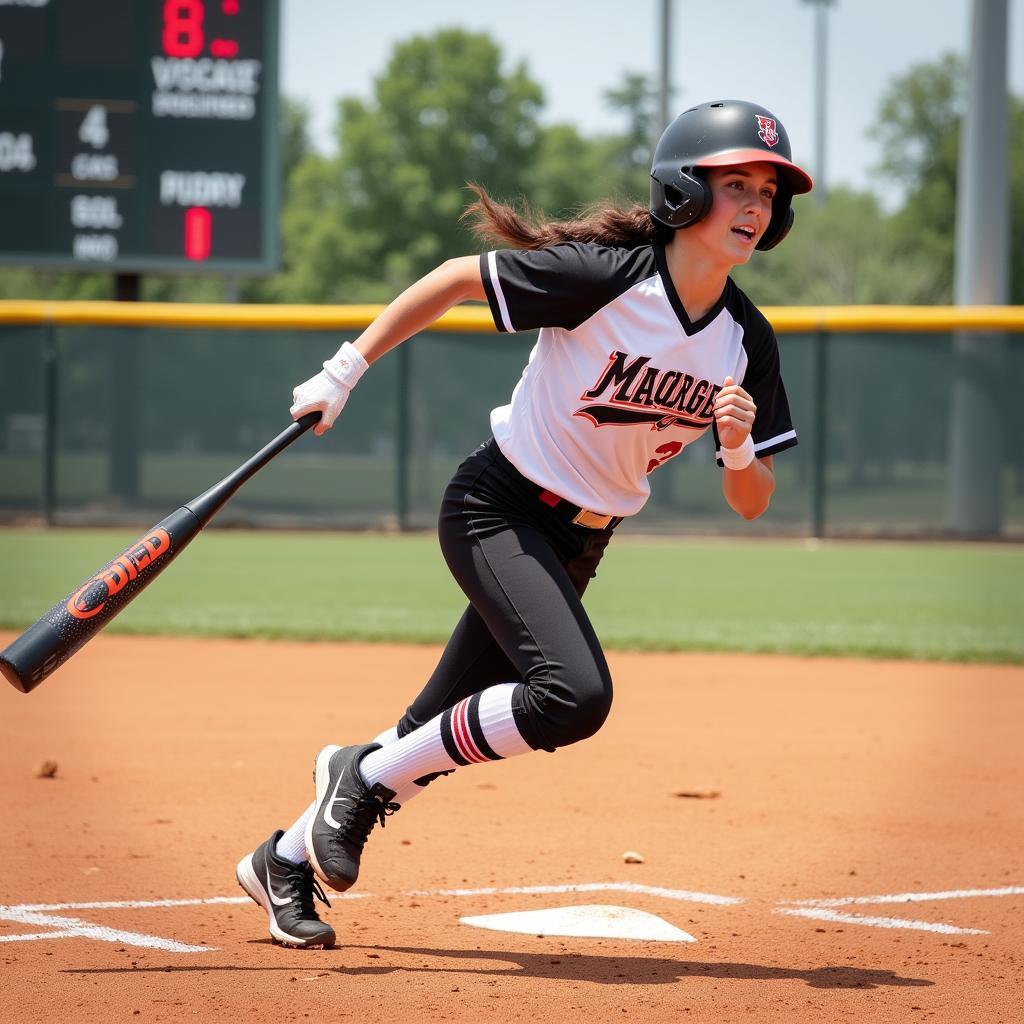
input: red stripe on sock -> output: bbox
[453,699,488,762]
[454,701,487,762]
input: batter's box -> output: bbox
[774,885,1024,935]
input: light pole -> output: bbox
[801,0,836,206]
[945,0,1010,534]
[657,0,672,136]
[801,0,835,537]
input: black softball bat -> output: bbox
[0,412,321,694]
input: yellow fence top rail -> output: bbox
[1,300,1023,333]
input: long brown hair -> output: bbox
[461,182,672,251]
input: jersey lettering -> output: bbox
[581,351,651,401]
[576,350,722,431]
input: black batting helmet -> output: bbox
[650,100,813,251]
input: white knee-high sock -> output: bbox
[372,726,400,747]
[370,725,427,806]
[359,683,534,795]
[275,801,316,865]
[274,723,405,865]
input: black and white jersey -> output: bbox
[480,241,797,517]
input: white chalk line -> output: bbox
[0,892,371,953]
[773,885,1024,936]
[402,883,744,906]
[0,907,210,953]
[6,894,367,914]
[2,882,1020,949]
[0,884,734,952]
[774,907,987,936]
[781,885,1024,908]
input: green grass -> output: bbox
[1,528,1022,663]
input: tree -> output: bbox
[871,53,1024,305]
[526,122,609,216]
[870,54,964,303]
[732,187,946,306]
[311,29,545,301]
[598,72,661,202]
[530,72,661,216]
[279,96,314,185]
[272,48,670,304]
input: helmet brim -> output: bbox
[694,149,813,194]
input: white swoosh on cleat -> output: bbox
[323,766,351,829]
[266,866,292,907]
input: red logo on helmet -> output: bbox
[755,115,780,148]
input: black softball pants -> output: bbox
[396,439,618,753]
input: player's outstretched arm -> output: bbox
[353,255,486,365]
[290,256,485,435]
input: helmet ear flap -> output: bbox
[650,168,712,229]
[681,169,713,229]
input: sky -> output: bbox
[280,0,1023,202]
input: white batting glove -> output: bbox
[289,342,369,436]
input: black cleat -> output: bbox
[235,829,335,948]
[305,743,399,892]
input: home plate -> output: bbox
[459,904,696,942]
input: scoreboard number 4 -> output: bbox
[79,105,110,150]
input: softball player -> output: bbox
[235,99,812,948]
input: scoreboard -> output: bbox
[0,0,279,273]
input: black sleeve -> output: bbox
[713,318,798,467]
[480,242,645,333]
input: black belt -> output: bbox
[487,440,620,531]
[536,489,616,529]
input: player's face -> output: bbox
[691,163,778,265]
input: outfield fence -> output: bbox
[1,301,1022,538]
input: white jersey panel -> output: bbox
[481,242,796,517]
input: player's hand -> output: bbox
[289,369,350,436]
[714,376,756,451]
[289,342,369,436]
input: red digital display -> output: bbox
[162,0,204,58]
[184,206,212,260]
[159,1,254,262]
[210,39,239,58]
[162,0,242,60]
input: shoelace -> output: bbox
[288,861,331,918]
[332,788,400,853]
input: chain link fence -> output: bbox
[1,305,1021,537]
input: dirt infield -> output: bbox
[1,633,1021,1024]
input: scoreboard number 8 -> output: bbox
[163,0,205,59]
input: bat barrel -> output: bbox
[2,412,320,694]
[0,620,63,694]
[0,505,203,693]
